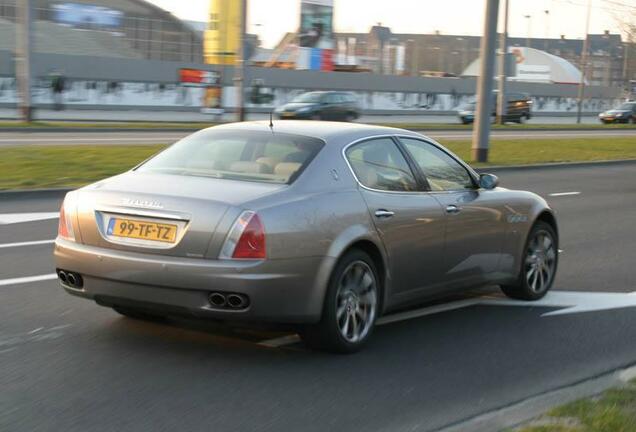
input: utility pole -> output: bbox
[576,0,592,124]
[235,0,247,122]
[472,0,500,163]
[544,9,550,51]
[497,0,509,125]
[15,0,33,123]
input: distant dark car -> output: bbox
[276,91,360,121]
[458,92,532,124]
[598,102,636,124]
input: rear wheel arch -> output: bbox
[339,239,388,314]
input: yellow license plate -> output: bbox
[107,218,177,243]
[282,112,294,117]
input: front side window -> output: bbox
[138,130,323,184]
[292,92,324,103]
[346,138,418,192]
[399,138,475,191]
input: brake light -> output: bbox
[220,211,266,260]
[57,199,75,241]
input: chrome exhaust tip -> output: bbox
[58,270,68,284]
[227,294,245,309]
[67,273,77,287]
[209,292,227,308]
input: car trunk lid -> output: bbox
[75,172,285,258]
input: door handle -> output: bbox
[374,209,395,218]
[445,205,461,214]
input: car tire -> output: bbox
[501,221,558,301]
[345,112,356,122]
[518,114,526,124]
[311,114,322,121]
[300,249,380,354]
[113,306,166,322]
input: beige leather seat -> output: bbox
[274,162,302,178]
[229,161,271,174]
[256,157,282,173]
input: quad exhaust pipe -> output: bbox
[57,269,83,289]
[208,292,249,310]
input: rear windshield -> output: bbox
[137,129,324,184]
[618,103,635,111]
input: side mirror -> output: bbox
[479,173,499,190]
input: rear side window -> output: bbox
[346,138,418,192]
[138,130,324,184]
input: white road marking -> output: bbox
[27,327,43,334]
[0,212,59,225]
[260,290,636,348]
[0,274,57,287]
[0,239,55,249]
[549,191,581,197]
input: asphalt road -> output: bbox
[1,163,636,432]
[1,128,635,147]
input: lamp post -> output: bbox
[471,0,500,163]
[16,0,32,122]
[497,0,509,125]
[576,0,592,124]
[524,14,532,49]
[236,0,248,122]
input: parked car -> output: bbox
[54,121,558,353]
[598,102,636,124]
[458,92,533,124]
[275,91,360,121]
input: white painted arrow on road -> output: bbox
[377,290,636,326]
[0,212,59,225]
[481,291,636,317]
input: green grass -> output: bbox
[514,380,636,432]
[0,145,165,190]
[443,137,636,167]
[0,137,635,190]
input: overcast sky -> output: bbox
[147,0,626,48]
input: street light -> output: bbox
[524,14,532,49]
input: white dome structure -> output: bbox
[462,46,584,85]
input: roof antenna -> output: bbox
[269,110,274,129]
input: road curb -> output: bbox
[434,361,636,432]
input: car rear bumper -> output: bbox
[54,239,332,323]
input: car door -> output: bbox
[398,137,507,288]
[345,137,447,298]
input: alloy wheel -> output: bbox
[335,260,377,343]
[524,230,557,293]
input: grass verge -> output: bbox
[0,137,635,190]
[513,379,636,432]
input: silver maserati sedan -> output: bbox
[54,121,558,353]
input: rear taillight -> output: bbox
[220,211,266,260]
[57,198,75,241]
